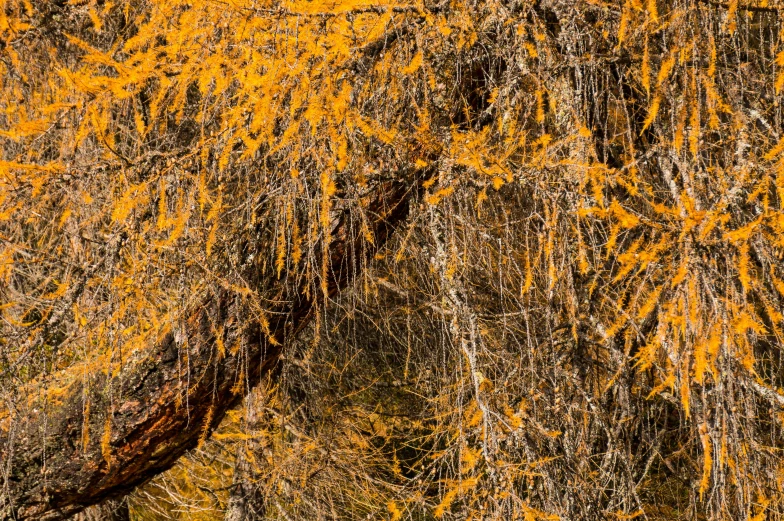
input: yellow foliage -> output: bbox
[460,445,481,474]
[434,478,478,518]
[102,415,113,466]
[402,51,423,75]
[387,501,403,521]
[699,422,712,501]
[641,94,660,130]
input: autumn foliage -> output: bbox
[2,0,784,519]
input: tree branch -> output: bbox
[0,172,425,521]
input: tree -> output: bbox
[3,0,784,519]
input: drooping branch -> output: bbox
[0,173,425,521]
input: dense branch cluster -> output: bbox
[2,0,784,519]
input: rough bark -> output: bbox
[0,176,422,521]
[224,447,266,521]
[224,388,266,521]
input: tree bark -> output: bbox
[224,387,267,521]
[0,176,422,521]
[224,447,266,521]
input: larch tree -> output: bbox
[2,0,784,520]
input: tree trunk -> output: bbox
[0,176,422,521]
[224,450,266,521]
[224,388,266,521]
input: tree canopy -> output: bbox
[2,0,784,519]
